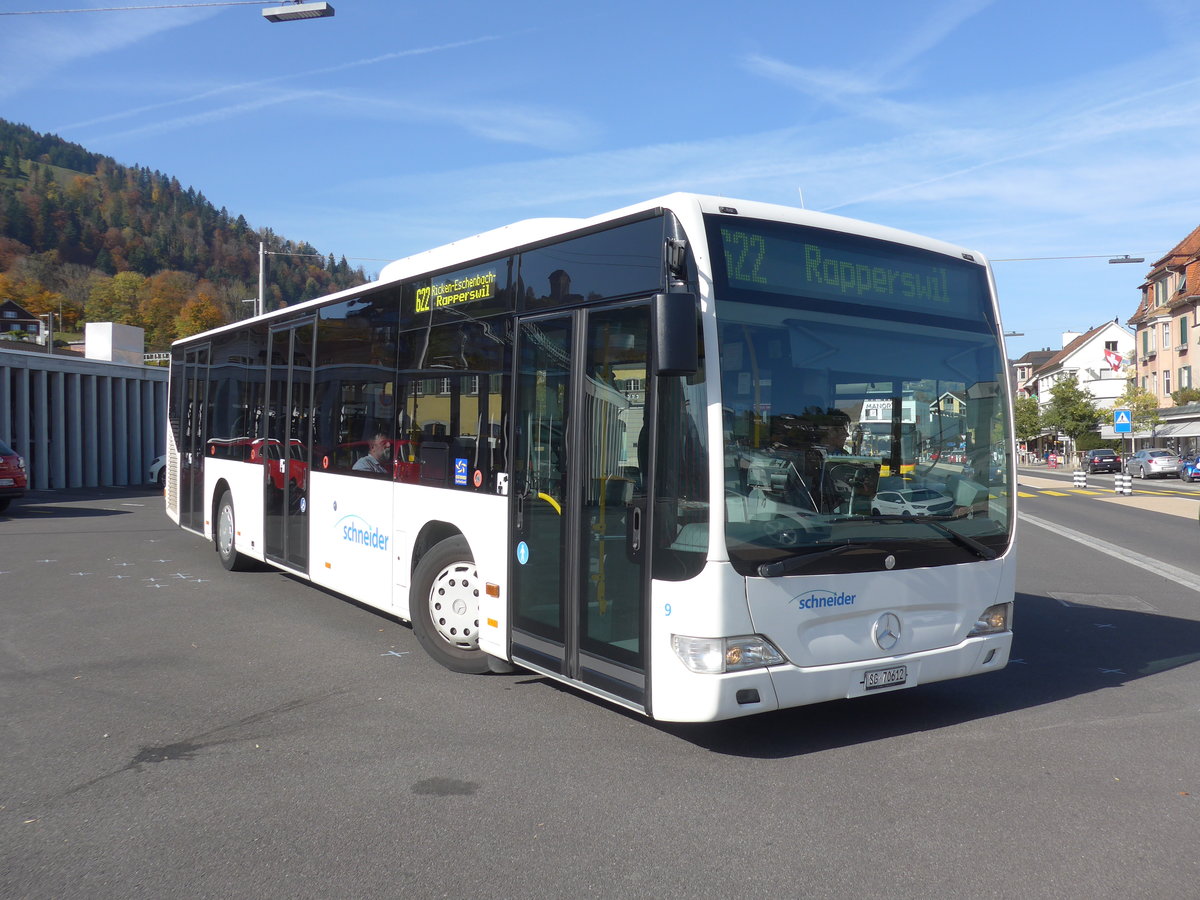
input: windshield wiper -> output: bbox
[758,543,857,578]
[860,515,998,560]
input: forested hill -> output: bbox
[0,118,369,351]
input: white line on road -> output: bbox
[1019,512,1200,594]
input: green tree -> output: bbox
[1170,386,1200,406]
[1014,395,1040,443]
[1041,374,1101,443]
[86,271,147,325]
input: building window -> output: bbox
[1152,371,1158,395]
[1181,317,1188,347]
[1164,370,1171,395]
[1104,340,1118,352]
[1155,279,1168,306]
[1163,321,1171,348]
[1182,366,1193,389]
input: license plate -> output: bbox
[864,664,908,691]
[0,478,12,486]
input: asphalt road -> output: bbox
[2,484,1198,899]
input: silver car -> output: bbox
[1128,448,1181,479]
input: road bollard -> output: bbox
[1073,470,1086,489]
[1114,472,1132,496]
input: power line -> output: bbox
[992,254,1144,262]
[0,1,270,15]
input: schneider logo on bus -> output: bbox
[790,589,857,610]
[415,269,497,313]
[337,515,390,551]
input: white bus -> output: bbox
[166,193,1015,722]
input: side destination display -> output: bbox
[416,267,498,314]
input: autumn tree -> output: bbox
[175,289,224,338]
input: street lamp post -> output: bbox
[251,240,327,318]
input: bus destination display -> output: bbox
[416,267,498,314]
[715,222,983,319]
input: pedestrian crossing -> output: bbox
[1017,485,1199,500]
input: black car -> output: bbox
[1082,448,1121,473]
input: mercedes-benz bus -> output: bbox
[165,193,1015,722]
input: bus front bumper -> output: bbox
[654,632,1011,722]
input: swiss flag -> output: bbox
[1103,348,1123,371]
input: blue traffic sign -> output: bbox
[1113,408,1132,434]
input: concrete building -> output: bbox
[0,326,167,492]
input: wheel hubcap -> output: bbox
[219,506,234,555]
[429,561,481,651]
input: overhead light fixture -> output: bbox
[1107,255,1144,264]
[263,2,334,22]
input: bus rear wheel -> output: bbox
[411,535,489,674]
[215,491,254,572]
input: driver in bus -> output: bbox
[795,407,860,513]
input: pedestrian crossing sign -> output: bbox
[1113,408,1132,434]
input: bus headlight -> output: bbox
[968,602,1012,636]
[671,634,786,674]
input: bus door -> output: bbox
[510,303,652,709]
[264,319,314,572]
[178,344,209,533]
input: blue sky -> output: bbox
[2,0,1198,358]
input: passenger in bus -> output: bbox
[353,433,391,475]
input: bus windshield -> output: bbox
[707,215,1013,576]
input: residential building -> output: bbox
[0,299,41,339]
[1011,349,1055,399]
[1026,321,1135,414]
[1127,224,1200,408]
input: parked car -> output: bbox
[871,487,955,517]
[1178,452,1200,483]
[1082,448,1121,474]
[1127,448,1181,479]
[148,454,166,488]
[0,438,27,513]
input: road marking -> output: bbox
[1040,490,1070,496]
[1020,512,1200,594]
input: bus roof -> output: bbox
[171,192,987,347]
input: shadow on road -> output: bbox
[0,487,163,522]
[660,591,1200,757]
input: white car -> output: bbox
[871,487,955,518]
[148,454,165,488]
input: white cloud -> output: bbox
[0,4,217,100]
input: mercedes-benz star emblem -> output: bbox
[874,612,901,651]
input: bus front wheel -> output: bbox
[411,535,489,674]
[216,491,254,572]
